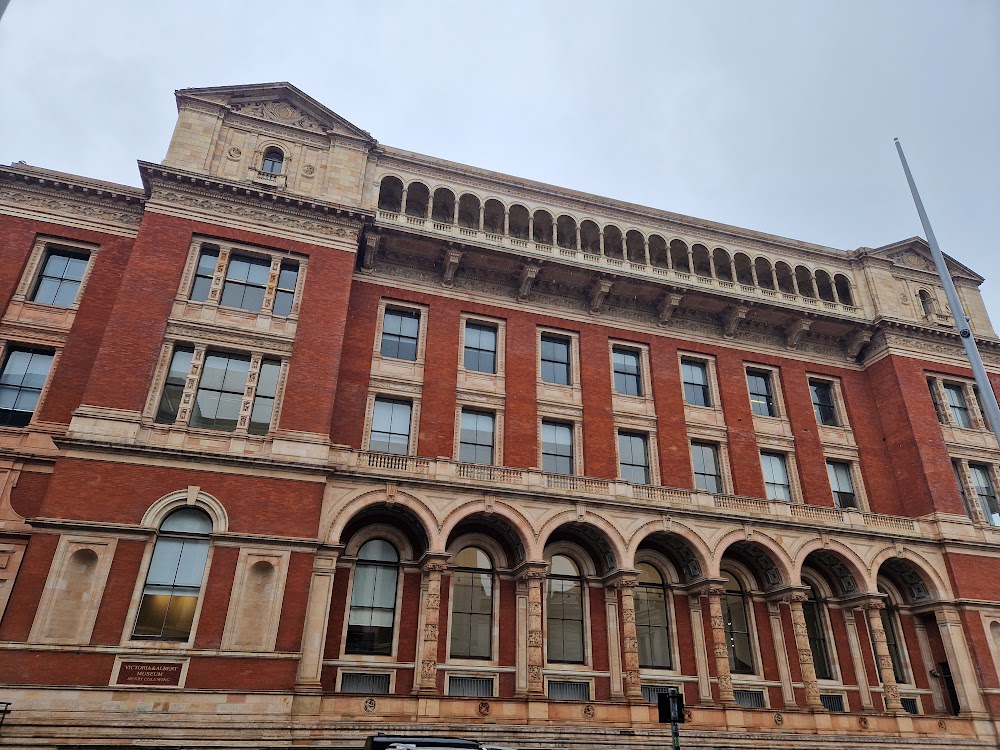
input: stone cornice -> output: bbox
[0,164,145,236]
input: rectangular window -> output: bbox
[380,309,420,361]
[339,672,390,695]
[541,420,573,475]
[189,248,218,302]
[540,335,571,385]
[31,248,89,307]
[463,322,497,374]
[760,452,791,501]
[448,676,494,697]
[826,461,857,508]
[681,358,710,407]
[547,680,590,700]
[747,369,776,417]
[155,346,194,425]
[944,384,971,428]
[0,347,54,427]
[220,254,270,312]
[691,442,722,493]
[370,398,412,455]
[272,262,298,317]
[810,379,838,426]
[248,360,281,435]
[190,353,250,432]
[928,378,945,423]
[459,409,495,465]
[618,431,650,484]
[612,347,642,396]
[970,465,1000,526]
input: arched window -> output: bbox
[347,539,399,655]
[722,571,755,674]
[877,587,907,683]
[133,508,212,641]
[450,547,493,659]
[261,148,284,175]
[635,563,671,668]
[547,554,585,664]
[802,580,833,679]
[919,290,934,317]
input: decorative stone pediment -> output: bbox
[231,100,325,133]
[178,82,376,145]
[871,237,982,283]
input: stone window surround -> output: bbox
[542,541,597,671]
[977,610,1000,684]
[373,299,429,367]
[10,235,99,317]
[687,426,734,496]
[452,399,505,466]
[720,561,767,682]
[0,338,62,431]
[335,668,396,694]
[927,374,990,433]
[536,327,581,390]
[744,362,787,421]
[443,531,507,665]
[458,313,507,379]
[536,412,584,477]
[612,418,660,487]
[607,340,653,403]
[177,236,308,321]
[822,450,869,512]
[142,338,290,437]
[677,351,724,413]
[363,389,421,457]
[951,457,1000,526]
[756,438,803,503]
[249,140,291,188]
[119,488,226,650]
[633,551,683,674]
[336,523,414,663]
[806,374,853,434]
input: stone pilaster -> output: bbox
[785,592,824,709]
[417,558,448,694]
[613,575,643,699]
[705,584,738,706]
[521,568,547,696]
[294,550,340,691]
[860,601,904,712]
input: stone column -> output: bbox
[860,601,904,712]
[528,215,534,243]
[614,576,643,699]
[705,585,737,706]
[417,559,449,694]
[295,550,340,691]
[522,568,547,695]
[686,247,694,274]
[599,230,605,256]
[452,198,459,225]
[478,205,485,231]
[574,225,580,251]
[687,593,713,704]
[786,592,824,709]
[400,186,408,215]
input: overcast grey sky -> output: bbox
[2,1,997,325]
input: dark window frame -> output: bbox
[760,451,792,501]
[943,383,972,428]
[826,460,857,509]
[546,556,586,664]
[463,321,498,374]
[449,547,494,660]
[618,430,650,484]
[691,441,723,494]
[369,397,413,455]
[540,334,571,386]
[747,369,776,417]
[612,347,642,397]
[809,379,838,426]
[189,351,251,432]
[681,358,711,407]
[541,420,574,475]
[380,308,421,362]
[459,408,495,465]
[30,247,90,308]
[0,346,55,428]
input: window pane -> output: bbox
[174,539,210,587]
[31,250,88,307]
[370,398,411,454]
[682,359,710,407]
[692,442,722,493]
[464,323,497,374]
[944,384,972,428]
[810,380,838,426]
[155,347,194,425]
[618,431,649,484]
[381,310,420,361]
[747,371,775,417]
[272,290,293,317]
[613,348,642,396]
[190,353,250,432]
[827,461,856,508]
[541,336,570,385]
[0,348,54,428]
[761,452,791,501]
[542,421,573,474]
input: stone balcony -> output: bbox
[334,449,925,538]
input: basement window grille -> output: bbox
[340,672,390,694]
[641,685,679,704]
[547,680,590,701]
[448,676,494,697]
[900,697,920,715]
[819,694,846,712]
[733,689,766,709]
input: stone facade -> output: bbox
[0,82,1000,749]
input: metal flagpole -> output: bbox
[894,138,1000,444]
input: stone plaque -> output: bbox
[117,662,183,686]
